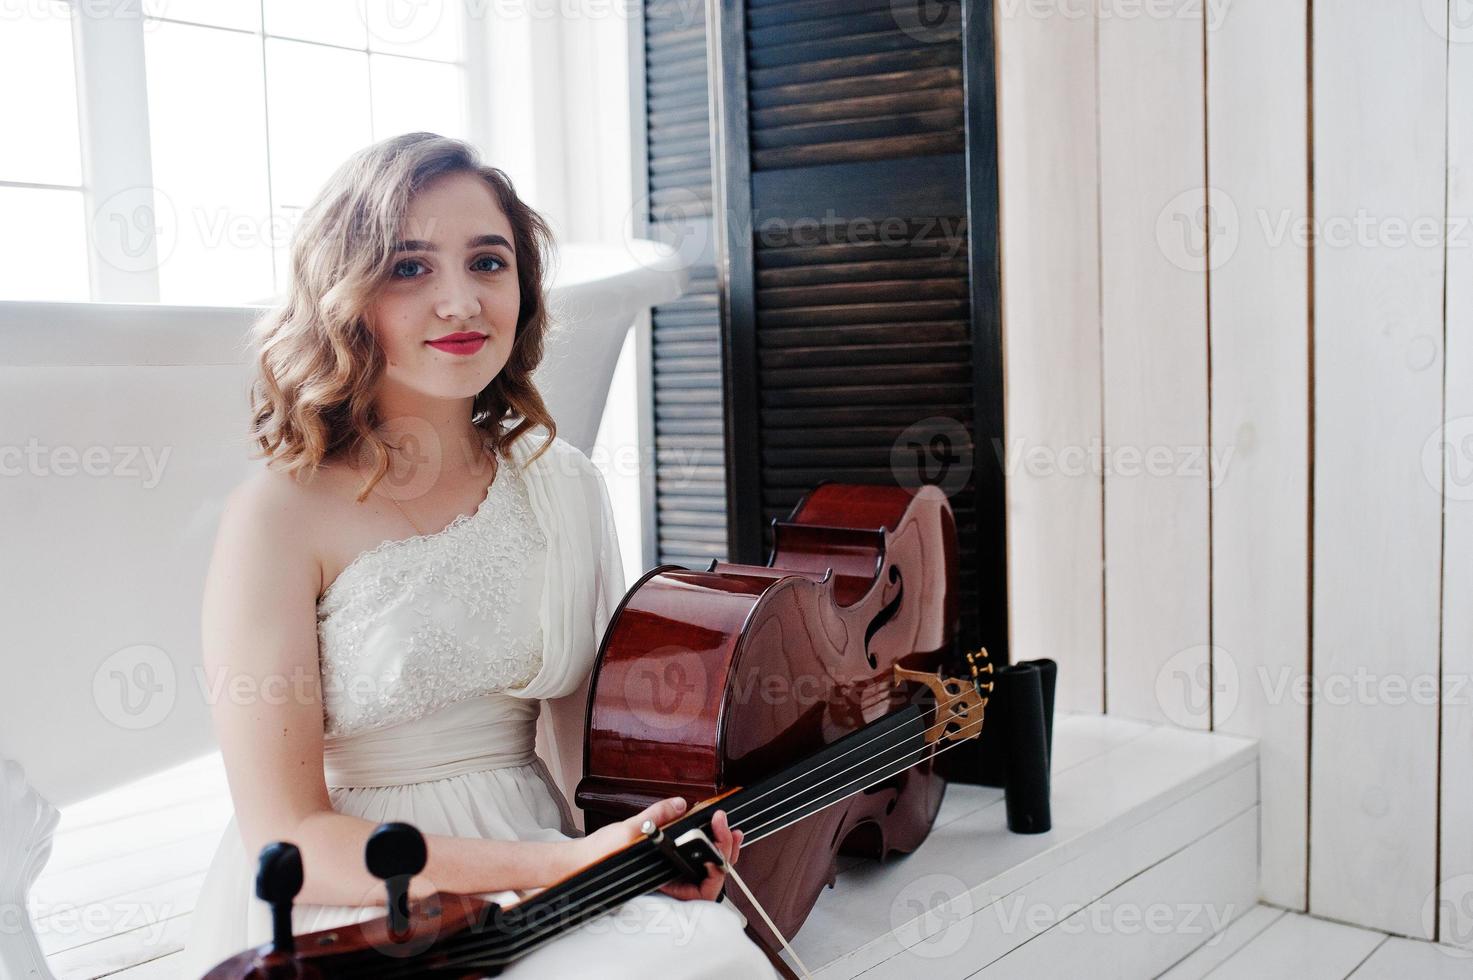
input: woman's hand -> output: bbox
[657,807,741,903]
[570,796,743,903]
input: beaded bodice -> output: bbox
[314,455,547,738]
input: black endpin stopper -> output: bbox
[998,663,1052,834]
[1023,658,1057,766]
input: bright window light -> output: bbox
[263,0,369,49]
[265,38,373,211]
[141,0,261,32]
[144,21,275,305]
[365,0,464,61]
[0,2,81,186]
[0,187,90,302]
[371,54,468,144]
[3,2,469,305]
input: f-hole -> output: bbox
[863,565,903,668]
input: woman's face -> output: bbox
[366,171,522,403]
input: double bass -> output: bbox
[578,480,984,954]
[205,481,991,978]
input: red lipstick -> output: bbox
[426,331,487,356]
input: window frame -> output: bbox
[49,0,498,305]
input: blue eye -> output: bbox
[391,254,505,279]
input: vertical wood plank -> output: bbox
[1310,0,1446,937]
[1439,3,1473,952]
[1098,4,1211,725]
[995,0,1104,712]
[1206,0,1310,910]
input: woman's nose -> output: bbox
[434,272,482,321]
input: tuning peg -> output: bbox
[255,842,304,956]
[365,822,427,937]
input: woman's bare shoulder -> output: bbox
[226,460,342,522]
[218,461,350,584]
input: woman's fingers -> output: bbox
[711,810,741,867]
[647,803,746,902]
[651,796,688,825]
[708,810,729,865]
[629,796,687,836]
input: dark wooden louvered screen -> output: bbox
[635,0,730,571]
[709,0,1007,658]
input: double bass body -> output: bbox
[576,482,961,944]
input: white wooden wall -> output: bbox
[997,0,1468,941]
[1096,0,1212,730]
[1309,0,1446,938]
[1207,0,1310,914]
[995,0,1103,717]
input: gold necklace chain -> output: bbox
[382,442,497,538]
[386,493,426,536]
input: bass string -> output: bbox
[363,691,993,977]
[489,680,980,946]
[356,685,988,977]
[713,685,984,847]
[356,720,916,980]
[427,708,993,975]
[477,682,983,951]
[722,695,972,838]
[450,705,932,963]
[720,663,991,832]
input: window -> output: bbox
[0,3,88,302]
[0,0,471,305]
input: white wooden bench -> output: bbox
[792,715,1259,979]
[0,241,686,979]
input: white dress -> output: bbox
[178,429,776,979]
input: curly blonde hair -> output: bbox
[248,132,557,500]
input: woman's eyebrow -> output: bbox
[392,234,512,252]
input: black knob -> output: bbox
[255,842,304,956]
[365,823,427,936]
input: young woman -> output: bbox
[179,132,776,978]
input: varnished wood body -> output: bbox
[577,482,959,945]
[202,890,500,979]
